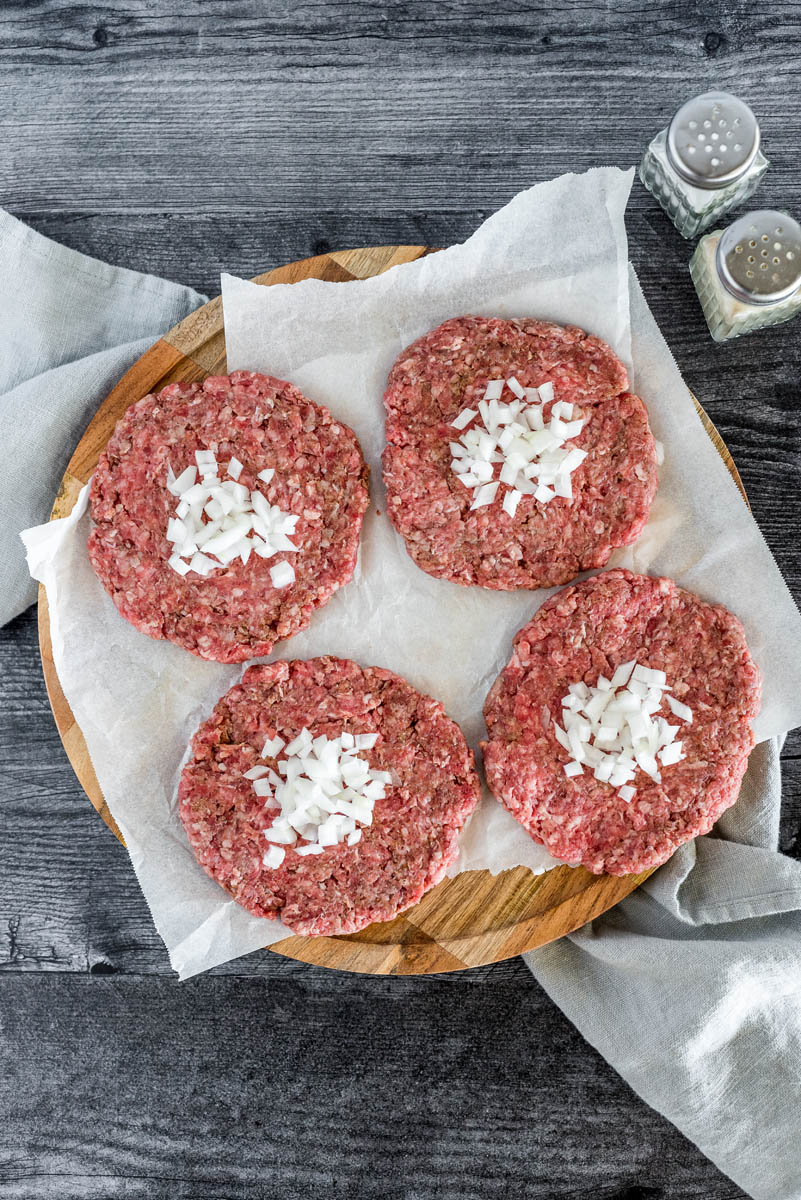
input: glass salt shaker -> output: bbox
[639,91,769,238]
[689,210,801,342]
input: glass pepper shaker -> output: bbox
[639,91,769,238]
[689,210,801,342]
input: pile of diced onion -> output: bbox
[245,728,392,869]
[555,660,693,802]
[165,450,298,588]
[450,377,588,518]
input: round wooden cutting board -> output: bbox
[38,245,746,976]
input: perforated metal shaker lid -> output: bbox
[666,91,760,189]
[715,211,801,305]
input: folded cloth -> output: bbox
[0,209,206,626]
[527,734,801,1200]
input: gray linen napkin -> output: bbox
[527,734,801,1200]
[7,211,800,1200]
[0,209,206,626]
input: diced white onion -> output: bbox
[451,408,477,430]
[449,377,587,514]
[502,488,522,519]
[254,731,385,857]
[189,552,217,575]
[168,554,191,576]
[553,473,573,500]
[261,735,286,758]
[168,465,197,497]
[270,561,295,589]
[355,733,378,750]
[244,765,271,780]
[164,450,297,580]
[265,826,297,845]
[557,664,693,792]
[633,664,667,687]
[594,757,615,783]
[470,481,499,510]
[666,694,693,723]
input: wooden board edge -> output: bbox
[269,863,658,975]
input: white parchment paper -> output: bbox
[23,168,801,979]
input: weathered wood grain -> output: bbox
[1,2,799,218]
[0,973,749,1199]
[1,0,800,1193]
[2,0,795,68]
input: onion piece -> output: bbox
[451,408,477,430]
[270,561,295,589]
[666,695,693,723]
[470,481,499,510]
[168,554,191,576]
[502,488,522,519]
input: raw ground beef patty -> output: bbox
[89,371,369,662]
[383,316,658,589]
[178,658,481,936]
[482,570,761,874]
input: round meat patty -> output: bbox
[178,657,481,936]
[89,371,369,662]
[482,569,761,875]
[383,316,658,589]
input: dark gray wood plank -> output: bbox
[1,0,794,70]
[0,974,747,1199]
[0,2,799,216]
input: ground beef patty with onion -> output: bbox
[482,570,761,875]
[383,316,658,589]
[178,657,481,936]
[89,371,369,663]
